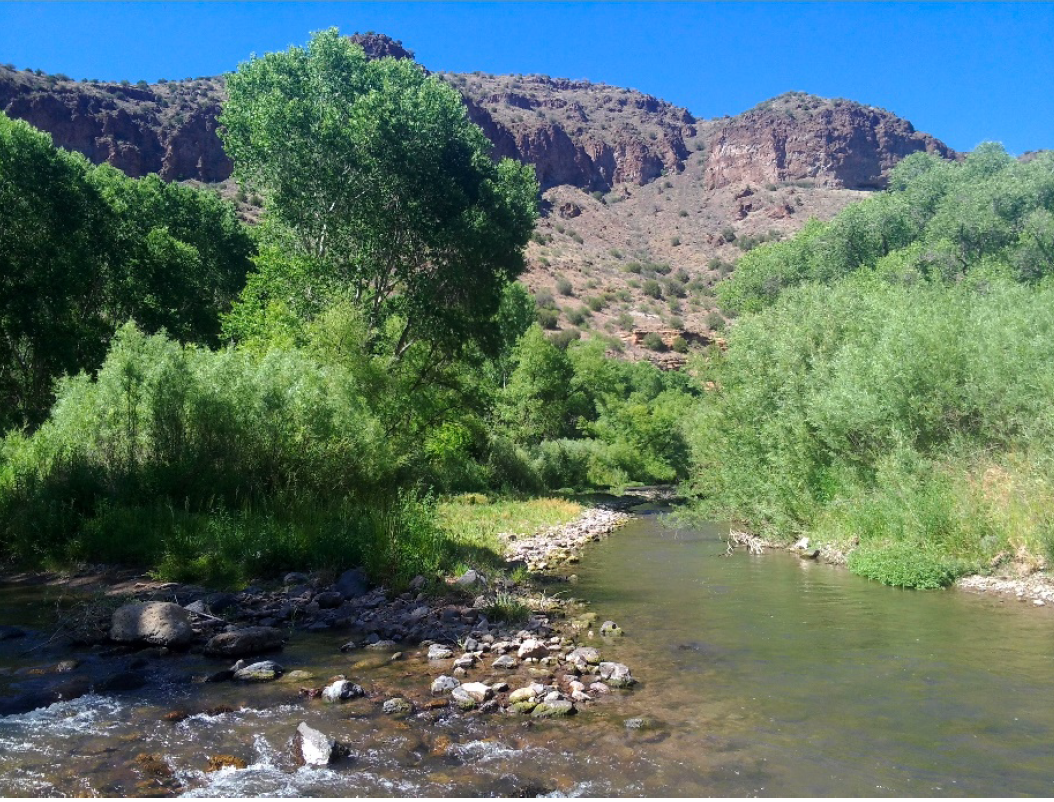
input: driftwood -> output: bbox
[725,529,764,556]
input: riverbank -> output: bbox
[737,530,1054,607]
[0,501,637,737]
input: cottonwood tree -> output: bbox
[219,29,539,360]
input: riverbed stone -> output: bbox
[517,638,549,660]
[453,654,477,669]
[567,646,600,666]
[431,675,460,694]
[459,682,493,703]
[203,626,285,658]
[233,660,283,682]
[382,697,413,715]
[599,621,623,637]
[314,591,343,609]
[492,654,518,670]
[509,700,538,714]
[598,661,635,688]
[509,687,537,704]
[321,679,364,703]
[295,722,338,766]
[455,569,483,588]
[450,687,477,710]
[110,602,194,648]
[427,644,454,660]
[532,699,576,718]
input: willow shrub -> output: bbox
[686,276,1054,585]
[0,323,452,585]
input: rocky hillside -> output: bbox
[0,35,958,365]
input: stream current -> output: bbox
[2,508,1054,796]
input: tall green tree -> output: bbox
[219,29,539,359]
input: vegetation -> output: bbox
[687,146,1054,587]
[0,31,696,587]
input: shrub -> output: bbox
[556,276,574,296]
[847,543,969,589]
[641,332,666,351]
[642,279,662,299]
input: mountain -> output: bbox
[0,35,957,365]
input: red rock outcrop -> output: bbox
[704,92,956,191]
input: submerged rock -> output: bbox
[459,682,494,703]
[599,621,624,637]
[204,626,285,658]
[382,697,413,715]
[233,660,284,682]
[598,661,636,688]
[532,699,576,718]
[110,602,194,648]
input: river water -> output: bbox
[2,509,1054,796]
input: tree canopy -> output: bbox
[219,29,539,357]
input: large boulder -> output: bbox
[335,568,369,599]
[233,660,283,682]
[110,602,194,647]
[203,626,285,658]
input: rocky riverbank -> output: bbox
[0,504,637,733]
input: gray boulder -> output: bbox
[532,699,576,718]
[233,660,284,682]
[598,661,636,688]
[110,602,194,647]
[295,722,337,767]
[204,626,285,657]
[431,675,460,694]
[335,568,369,599]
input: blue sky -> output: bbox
[1,2,1051,155]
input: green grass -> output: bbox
[436,494,582,570]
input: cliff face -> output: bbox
[704,92,956,191]
[1,56,954,195]
[455,74,697,191]
[0,67,230,181]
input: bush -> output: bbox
[847,543,969,589]
[556,276,574,296]
[642,279,662,299]
[536,307,560,329]
[641,332,666,351]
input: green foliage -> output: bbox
[847,543,969,590]
[220,29,538,358]
[641,332,666,351]
[556,276,574,296]
[720,147,1054,314]
[0,113,253,431]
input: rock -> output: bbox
[294,722,339,767]
[598,661,636,688]
[365,640,399,651]
[110,602,194,648]
[205,592,240,613]
[452,666,468,678]
[453,654,477,669]
[321,679,365,703]
[455,569,484,588]
[283,669,315,682]
[184,599,208,615]
[233,660,283,682]
[335,568,369,599]
[409,575,427,591]
[314,591,343,609]
[428,644,454,660]
[599,621,623,637]
[283,572,310,585]
[203,626,285,658]
[799,548,821,560]
[459,682,494,703]
[431,675,460,695]
[792,537,810,551]
[509,687,537,704]
[532,699,576,718]
[463,637,479,652]
[567,646,600,667]
[589,682,611,694]
[509,700,538,714]
[204,668,235,683]
[517,638,549,660]
[492,655,518,670]
[97,671,146,693]
[451,687,477,710]
[382,697,413,715]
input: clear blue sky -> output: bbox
[1,2,1051,155]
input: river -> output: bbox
[1,508,1053,796]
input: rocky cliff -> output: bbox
[704,92,956,191]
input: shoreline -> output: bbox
[0,502,638,723]
[740,531,1054,607]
